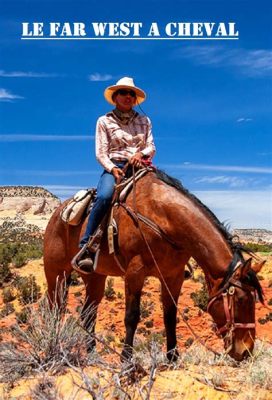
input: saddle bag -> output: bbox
[61,188,96,226]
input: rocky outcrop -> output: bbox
[0,186,58,199]
[0,186,60,216]
[0,186,61,232]
[233,229,272,244]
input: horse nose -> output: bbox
[229,346,251,361]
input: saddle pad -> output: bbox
[61,188,96,226]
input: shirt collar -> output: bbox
[111,108,138,124]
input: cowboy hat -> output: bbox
[104,77,146,105]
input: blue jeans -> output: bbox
[79,161,127,247]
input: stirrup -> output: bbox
[71,245,94,275]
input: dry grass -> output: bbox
[0,279,271,399]
[1,312,272,399]
[0,294,95,383]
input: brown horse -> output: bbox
[44,169,264,362]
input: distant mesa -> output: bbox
[0,185,58,199]
[0,185,61,232]
[233,229,272,244]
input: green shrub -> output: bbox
[0,263,12,287]
[0,243,43,270]
[15,275,41,305]
[70,271,80,286]
[140,300,153,319]
[0,303,15,318]
[190,283,209,311]
[185,337,194,348]
[244,242,272,253]
[12,253,28,268]
[0,214,43,244]
[104,277,116,300]
[2,287,16,303]
[15,308,29,324]
[258,313,272,325]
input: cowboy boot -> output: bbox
[71,244,95,274]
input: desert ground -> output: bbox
[0,254,271,399]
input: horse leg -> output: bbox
[121,257,146,361]
[81,273,107,352]
[160,274,184,362]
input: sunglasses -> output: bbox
[117,89,136,97]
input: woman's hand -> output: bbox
[112,167,125,182]
[129,152,143,168]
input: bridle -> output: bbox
[207,261,256,353]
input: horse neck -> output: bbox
[147,177,234,284]
[188,230,233,284]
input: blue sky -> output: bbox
[0,0,271,229]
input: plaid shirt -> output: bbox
[95,111,156,172]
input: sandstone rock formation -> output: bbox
[233,229,272,244]
[0,186,61,232]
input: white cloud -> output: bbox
[177,46,272,77]
[44,185,85,199]
[194,175,248,188]
[0,70,59,78]
[0,88,24,101]
[0,169,99,177]
[237,118,253,123]
[258,152,272,156]
[194,190,272,229]
[88,73,113,82]
[0,134,94,142]
[162,163,272,174]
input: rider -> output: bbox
[75,77,156,271]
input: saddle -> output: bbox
[70,166,154,273]
[88,167,153,250]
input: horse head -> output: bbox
[207,257,265,361]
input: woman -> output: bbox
[76,77,156,271]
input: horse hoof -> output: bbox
[167,348,179,362]
[121,346,133,362]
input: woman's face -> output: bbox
[113,89,136,112]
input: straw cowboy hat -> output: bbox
[104,77,146,105]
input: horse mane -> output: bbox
[220,253,264,303]
[154,169,248,256]
[155,169,264,301]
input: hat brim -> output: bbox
[104,84,146,105]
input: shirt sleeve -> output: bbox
[95,117,116,172]
[140,117,156,158]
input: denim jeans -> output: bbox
[79,161,127,247]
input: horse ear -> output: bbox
[251,260,266,274]
[240,258,252,278]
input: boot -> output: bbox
[71,245,95,274]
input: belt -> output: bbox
[111,158,128,163]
